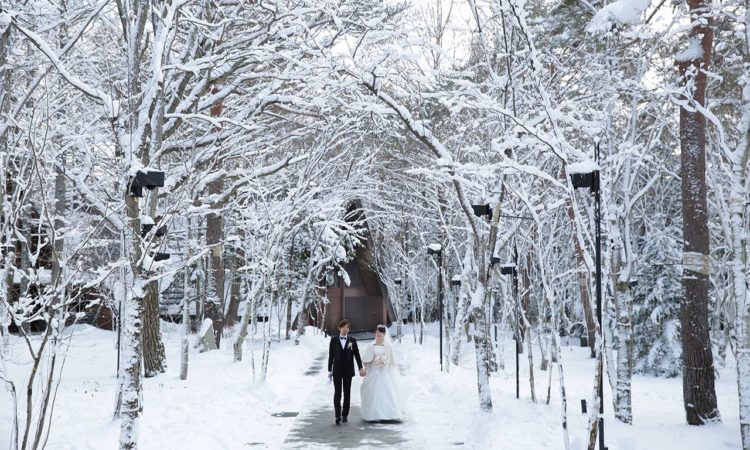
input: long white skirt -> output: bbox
[360,366,404,421]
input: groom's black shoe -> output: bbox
[336,417,341,425]
[342,417,348,423]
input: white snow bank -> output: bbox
[587,0,650,33]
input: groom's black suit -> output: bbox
[328,334,363,420]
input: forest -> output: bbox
[1,0,749,448]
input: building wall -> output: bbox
[324,259,388,334]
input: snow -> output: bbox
[198,318,213,337]
[0,324,326,449]
[587,0,651,33]
[428,243,442,252]
[139,215,155,226]
[13,21,118,118]
[675,37,705,63]
[567,160,601,175]
[12,267,52,284]
[0,323,742,448]
[0,11,13,26]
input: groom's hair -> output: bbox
[338,319,351,329]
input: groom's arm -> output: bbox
[353,339,363,370]
[327,337,334,373]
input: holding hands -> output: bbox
[359,368,367,377]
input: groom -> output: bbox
[328,319,366,425]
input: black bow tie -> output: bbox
[340,337,347,340]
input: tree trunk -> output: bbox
[729,32,750,443]
[611,237,634,424]
[472,299,493,411]
[142,280,165,377]
[224,261,241,328]
[180,266,190,381]
[614,281,633,424]
[141,188,166,377]
[234,276,261,362]
[554,331,571,450]
[117,269,143,450]
[118,191,146,450]
[285,295,293,340]
[449,284,468,365]
[586,348,603,450]
[565,200,597,357]
[677,0,719,425]
[0,25,11,345]
[205,86,226,348]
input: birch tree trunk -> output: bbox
[471,285,493,410]
[677,0,720,425]
[180,265,191,380]
[117,240,145,450]
[729,17,750,443]
[0,153,11,349]
[449,274,469,365]
[234,275,262,361]
[729,176,749,446]
[554,331,571,450]
[0,6,13,351]
[614,276,633,424]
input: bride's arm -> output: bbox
[362,345,375,367]
[386,345,396,368]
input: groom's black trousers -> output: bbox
[332,373,352,418]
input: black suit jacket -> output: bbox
[328,335,363,377]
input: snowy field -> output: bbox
[0,322,741,449]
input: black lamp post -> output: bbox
[499,263,520,399]
[569,142,604,450]
[394,277,402,342]
[427,244,444,371]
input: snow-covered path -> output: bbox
[0,323,743,449]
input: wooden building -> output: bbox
[322,205,394,334]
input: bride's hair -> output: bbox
[376,325,386,333]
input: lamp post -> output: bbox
[474,204,530,383]
[427,244,443,371]
[394,277,402,343]
[569,142,604,450]
[499,262,519,399]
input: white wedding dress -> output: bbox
[360,343,404,421]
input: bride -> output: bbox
[360,324,404,422]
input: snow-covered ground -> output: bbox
[0,322,742,449]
